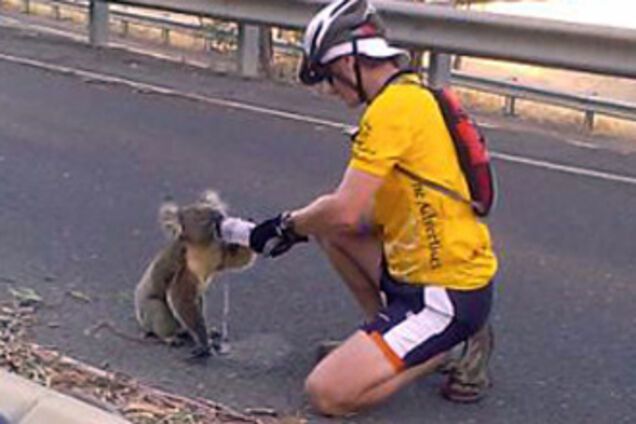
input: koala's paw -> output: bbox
[209,329,231,355]
[165,336,187,347]
[185,345,212,363]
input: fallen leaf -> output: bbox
[245,407,278,417]
[68,290,92,303]
[8,287,43,307]
[124,401,175,416]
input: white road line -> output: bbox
[1,52,635,187]
[491,152,636,185]
[0,52,349,130]
[477,122,500,130]
[564,138,602,150]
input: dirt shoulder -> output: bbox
[1,294,301,424]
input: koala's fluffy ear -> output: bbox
[200,189,227,215]
[159,201,182,239]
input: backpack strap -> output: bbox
[345,124,475,209]
[387,76,493,216]
[394,164,480,211]
[349,75,491,215]
[380,76,481,211]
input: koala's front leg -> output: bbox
[167,268,211,359]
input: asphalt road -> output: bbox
[0,24,635,423]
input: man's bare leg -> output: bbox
[308,234,449,415]
[305,330,449,416]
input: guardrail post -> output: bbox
[584,110,595,131]
[238,23,262,78]
[259,26,273,77]
[428,52,452,89]
[161,28,170,45]
[503,77,518,116]
[52,3,61,20]
[89,0,109,47]
[503,95,517,117]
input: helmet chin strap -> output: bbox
[325,40,369,104]
[352,39,369,104]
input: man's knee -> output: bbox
[304,372,354,416]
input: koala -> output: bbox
[134,190,254,358]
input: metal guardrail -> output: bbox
[92,0,636,80]
[86,0,636,130]
[451,72,636,130]
[21,0,238,48]
[6,0,635,130]
[53,0,233,44]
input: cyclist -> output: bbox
[222,0,497,416]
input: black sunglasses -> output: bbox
[312,65,334,85]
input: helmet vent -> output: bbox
[353,22,378,37]
[330,0,353,18]
[309,21,324,59]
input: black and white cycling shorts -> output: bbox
[361,268,493,371]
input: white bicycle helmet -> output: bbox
[298,0,409,86]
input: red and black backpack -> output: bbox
[394,85,496,217]
[432,87,496,217]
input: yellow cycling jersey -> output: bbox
[349,73,497,290]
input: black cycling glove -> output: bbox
[249,212,308,258]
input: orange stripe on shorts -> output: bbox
[370,331,405,373]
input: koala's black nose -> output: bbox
[207,210,225,237]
